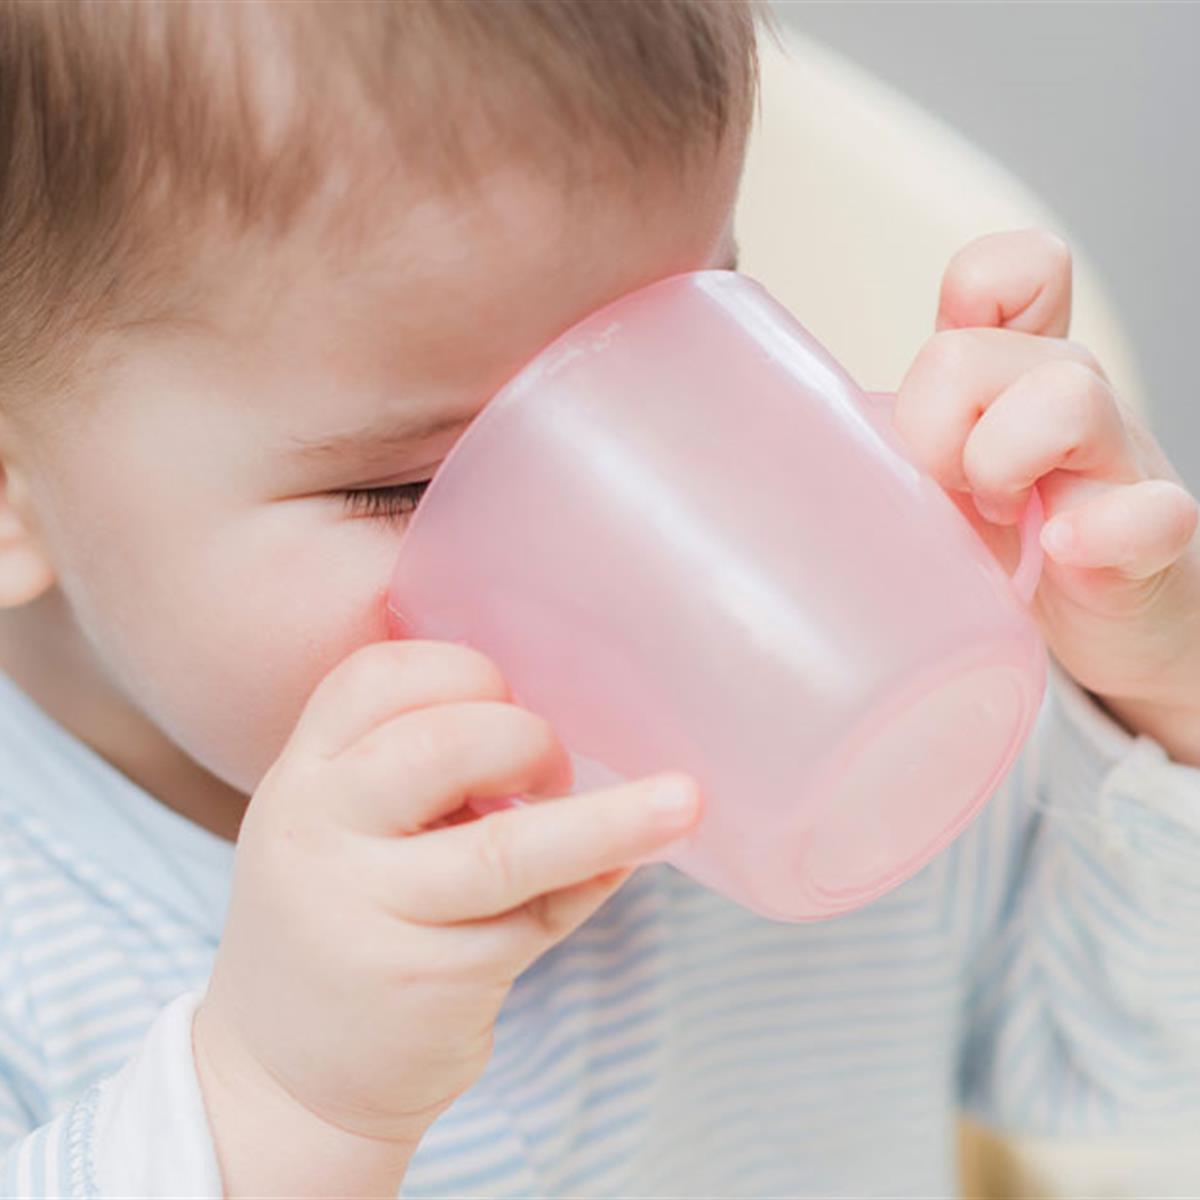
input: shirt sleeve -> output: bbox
[959,658,1200,1136]
[1,989,223,1197]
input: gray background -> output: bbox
[772,0,1200,489]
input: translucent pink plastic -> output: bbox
[387,270,1048,921]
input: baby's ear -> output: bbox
[0,460,56,607]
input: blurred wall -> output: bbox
[773,1,1200,490]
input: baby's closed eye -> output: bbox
[337,480,433,521]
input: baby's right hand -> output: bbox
[192,640,701,1197]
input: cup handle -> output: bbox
[863,390,1044,605]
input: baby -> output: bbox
[1,1,1199,1195]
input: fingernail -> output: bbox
[649,779,699,826]
[1041,518,1077,559]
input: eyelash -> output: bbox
[338,480,432,521]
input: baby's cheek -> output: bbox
[194,588,392,790]
[116,538,392,793]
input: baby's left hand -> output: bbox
[895,229,1200,765]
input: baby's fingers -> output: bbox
[962,358,1141,524]
[362,773,701,925]
[894,328,1103,492]
[936,229,1073,337]
[1041,479,1198,578]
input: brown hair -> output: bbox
[0,0,771,408]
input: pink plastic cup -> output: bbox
[387,270,1047,921]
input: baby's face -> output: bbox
[15,154,742,795]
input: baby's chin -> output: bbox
[129,684,295,827]
[186,712,294,797]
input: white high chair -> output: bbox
[736,23,1199,1200]
[736,24,1146,409]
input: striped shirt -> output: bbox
[0,661,1198,1197]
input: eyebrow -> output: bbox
[289,410,472,461]
[292,241,741,462]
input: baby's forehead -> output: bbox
[188,159,729,402]
[176,161,651,364]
